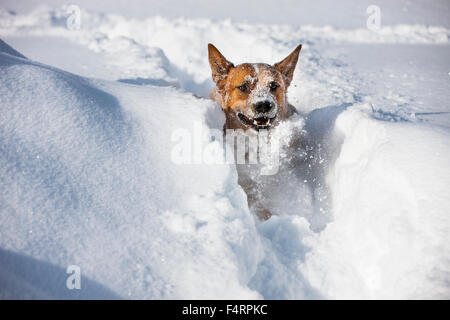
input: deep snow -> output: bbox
[0,45,263,299]
[0,1,449,299]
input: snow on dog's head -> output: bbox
[208,43,301,131]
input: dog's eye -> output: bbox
[269,82,279,91]
[237,84,248,92]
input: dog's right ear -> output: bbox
[208,44,234,84]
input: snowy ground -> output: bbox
[0,1,449,299]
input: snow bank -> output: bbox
[302,106,450,299]
[0,47,263,299]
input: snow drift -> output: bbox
[0,2,449,299]
[0,44,263,299]
[304,107,450,299]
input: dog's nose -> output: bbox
[254,101,273,113]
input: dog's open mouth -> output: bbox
[237,112,277,130]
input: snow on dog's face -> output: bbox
[208,43,301,131]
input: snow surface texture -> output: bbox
[0,1,449,299]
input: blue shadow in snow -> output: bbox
[0,248,121,299]
[297,103,352,200]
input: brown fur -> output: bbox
[208,43,302,220]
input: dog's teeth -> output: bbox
[253,120,257,125]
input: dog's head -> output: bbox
[208,43,301,131]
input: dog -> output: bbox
[208,43,302,220]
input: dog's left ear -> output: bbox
[273,44,302,85]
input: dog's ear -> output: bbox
[273,44,302,85]
[208,43,234,84]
